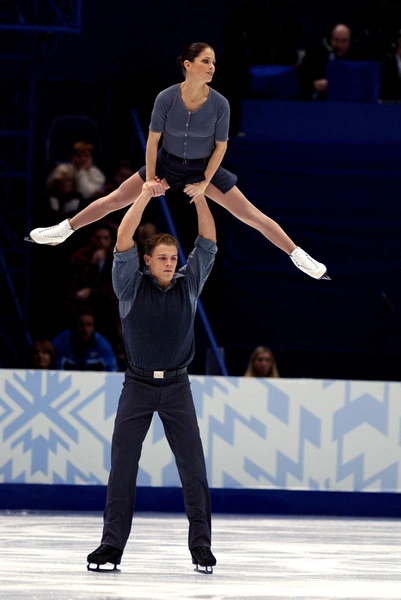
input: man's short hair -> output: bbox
[144,233,178,256]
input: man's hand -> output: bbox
[145,176,166,197]
[116,178,168,253]
[184,181,208,202]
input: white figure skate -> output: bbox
[25,219,74,245]
[290,247,330,280]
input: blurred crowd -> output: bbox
[29,141,159,373]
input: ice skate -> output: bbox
[190,546,216,574]
[27,219,74,245]
[87,544,122,572]
[290,246,330,280]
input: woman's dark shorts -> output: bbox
[138,147,237,194]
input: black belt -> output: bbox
[162,148,210,165]
[129,364,188,379]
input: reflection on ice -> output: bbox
[1,511,401,599]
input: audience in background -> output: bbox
[64,221,125,368]
[69,141,106,201]
[65,222,116,311]
[31,339,56,370]
[44,163,85,222]
[52,309,118,372]
[297,23,357,100]
[244,346,279,378]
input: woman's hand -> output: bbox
[184,181,208,202]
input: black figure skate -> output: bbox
[87,544,122,572]
[190,546,216,574]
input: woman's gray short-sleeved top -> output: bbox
[149,84,230,160]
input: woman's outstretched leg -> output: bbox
[71,173,145,229]
[28,173,145,245]
[206,184,296,253]
[205,183,329,280]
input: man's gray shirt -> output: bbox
[112,236,217,370]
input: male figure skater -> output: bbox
[87,183,217,574]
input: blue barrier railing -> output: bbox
[130,109,227,376]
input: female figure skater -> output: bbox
[29,42,328,280]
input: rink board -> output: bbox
[1,370,401,513]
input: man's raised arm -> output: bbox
[116,179,167,253]
[193,195,217,244]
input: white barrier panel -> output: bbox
[1,370,400,492]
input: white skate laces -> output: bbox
[28,219,74,245]
[290,247,330,280]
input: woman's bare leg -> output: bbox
[70,173,145,230]
[28,173,146,244]
[205,184,296,254]
[204,183,329,279]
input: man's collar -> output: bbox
[143,270,184,289]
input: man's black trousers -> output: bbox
[101,369,212,552]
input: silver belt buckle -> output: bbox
[153,370,165,379]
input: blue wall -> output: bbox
[222,101,401,380]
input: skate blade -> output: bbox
[87,562,121,573]
[194,564,213,574]
[319,272,331,281]
[24,236,58,247]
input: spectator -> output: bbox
[31,339,56,370]
[44,163,85,221]
[244,346,279,377]
[70,141,106,201]
[64,221,123,364]
[298,24,357,100]
[52,309,118,372]
[65,222,116,309]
